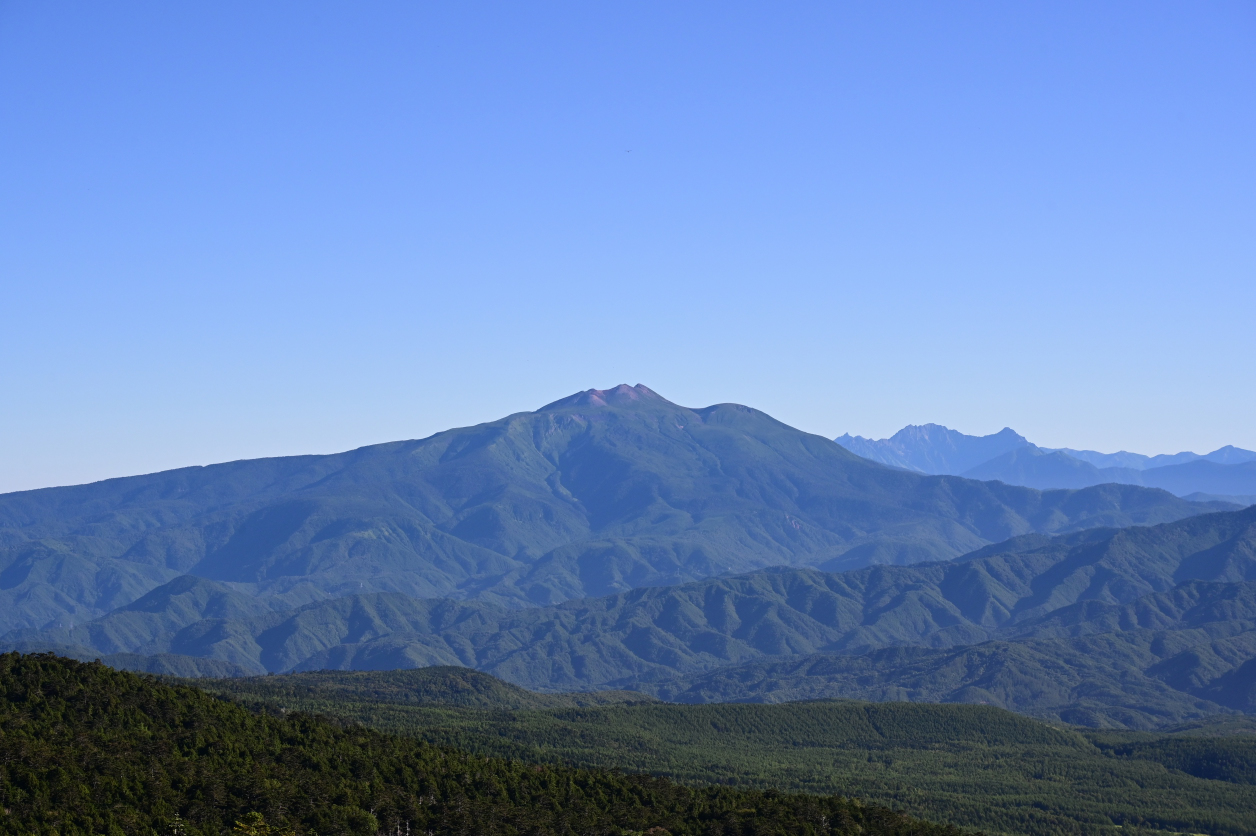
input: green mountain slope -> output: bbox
[634,509,1256,722]
[12,506,1256,703]
[0,385,1220,635]
[198,665,654,710]
[645,629,1255,727]
[0,652,963,836]
[188,667,1256,836]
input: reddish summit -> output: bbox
[541,384,667,410]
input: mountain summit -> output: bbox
[0,387,1220,636]
[836,424,1029,474]
[541,383,667,409]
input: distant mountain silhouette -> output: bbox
[1057,444,1256,470]
[0,385,1217,636]
[835,424,1030,473]
[837,424,1256,501]
[961,446,1144,489]
[1134,460,1256,497]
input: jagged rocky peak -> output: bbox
[892,424,1024,444]
[541,384,669,410]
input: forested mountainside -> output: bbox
[0,652,962,836]
[0,385,1219,636]
[194,666,1256,836]
[12,506,1256,726]
[198,665,655,710]
[643,507,1256,723]
[648,629,1256,726]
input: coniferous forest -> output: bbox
[195,667,1256,836]
[0,653,962,836]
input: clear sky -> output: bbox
[2,2,1253,494]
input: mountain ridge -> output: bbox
[0,385,1220,636]
[11,505,1256,726]
[837,423,1256,499]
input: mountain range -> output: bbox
[5,384,1254,728]
[0,385,1220,637]
[11,501,1256,726]
[836,424,1256,502]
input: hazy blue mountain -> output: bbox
[1055,448,1202,469]
[960,446,1137,489]
[13,506,1256,714]
[1057,444,1256,470]
[966,450,1256,498]
[834,424,1030,473]
[1185,492,1256,507]
[1207,446,1256,465]
[837,422,1256,498]
[0,385,1218,635]
[1136,461,1256,498]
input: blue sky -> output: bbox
[2,1,1253,493]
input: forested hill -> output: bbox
[0,652,961,836]
[644,505,1256,724]
[11,506,1256,725]
[0,384,1221,636]
[188,668,1256,836]
[198,665,655,710]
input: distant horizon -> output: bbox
[837,422,1250,457]
[3,382,1250,495]
[3,3,1252,493]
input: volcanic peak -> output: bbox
[541,384,668,410]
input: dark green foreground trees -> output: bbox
[198,669,1256,836]
[0,653,959,836]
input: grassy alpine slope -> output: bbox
[196,667,1256,836]
[0,385,1221,638]
[0,652,961,836]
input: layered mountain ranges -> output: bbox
[0,385,1224,637]
[11,501,1256,727]
[5,384,1254,726]
[837,423,1256,501]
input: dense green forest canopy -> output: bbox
[195,666,1256,836]
[0,652,966,836]
[202,665,655,710]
